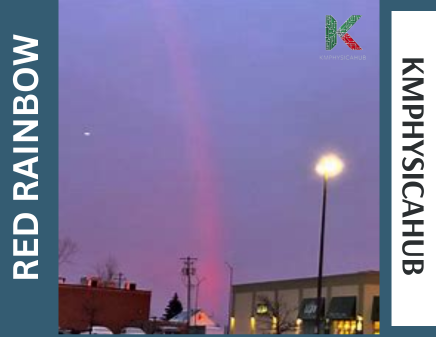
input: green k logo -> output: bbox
[326,15,362,50]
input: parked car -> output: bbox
[59,328,81,334]
[155,326,180,334]
[120,327,146,334]
[80,326,113,334]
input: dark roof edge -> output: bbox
[233,270,379,292]
[59,283,152,294]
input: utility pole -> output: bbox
[181,256,197,333]
[114,272,125,289]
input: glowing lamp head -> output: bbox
[315,154,344,178]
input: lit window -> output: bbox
[256,304,268,315]
[373,321,380,334]
[250,316,256,334]
[230,317,235,334]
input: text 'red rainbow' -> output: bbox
[12,35,39,279]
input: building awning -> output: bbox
[298,298,325,320]
[371,296,379,321]
[327,296,357,320]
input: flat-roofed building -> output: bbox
[59,279,151,334]
[230,271,379,335]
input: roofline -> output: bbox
[233,270,379,293]
[59,283,152,294]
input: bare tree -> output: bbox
[59,237,78,267]
[95,256,119,283]
[256,295,298,334]
[83,294,99,332]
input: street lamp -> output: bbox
[314,154,343,334]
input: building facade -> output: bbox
[230,271,379,335]
[59,279,151,333]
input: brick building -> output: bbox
[59,280,151,333]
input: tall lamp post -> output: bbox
[314,154,343,334]
[225,262,234,335]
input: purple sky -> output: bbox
[59,0,379,324]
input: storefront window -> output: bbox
[298,298,325,334]
[327,296,358,334]
[371,296,380,334]
[373,321,379,334]
[331,320,357,334]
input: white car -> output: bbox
[121,327,146,334]
[81,326,113,334]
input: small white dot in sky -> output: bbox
[84,131,91,137]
